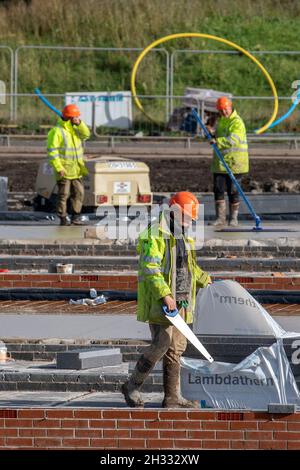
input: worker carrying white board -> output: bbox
[121,191,211,408]
[207,97,249,227]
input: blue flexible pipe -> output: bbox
[192,108,262,230]
[34,87,62,118]
[267,91,300,129]
[254,90,300,131]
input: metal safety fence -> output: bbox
[170,49,300,114]
[13,45,169,121]
[1,94,300,151]
[0,45,14,121]
[0,44,300,139]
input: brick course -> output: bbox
[0,272,299,291]
[0,409,299,449]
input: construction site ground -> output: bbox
[0,299,299,316]
[0,145,299,451]
[0,390,164,408]
[2,158,300,194]
[1,309,300,341]
[1,144,300,194]
[0,220,299,240]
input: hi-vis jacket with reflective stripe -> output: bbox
[137,214,211,325]
[47,118,90,180]
[212,109,249,174]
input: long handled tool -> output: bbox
[192,108,262,231]
[34,88,62,118]
[191,108,298,233]
[163,306,214,362]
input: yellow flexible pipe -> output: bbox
[131,33,278,134]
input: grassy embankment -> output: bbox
[0,0,300,132]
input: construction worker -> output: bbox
[121,191,211,408]
[208,96,249,227]
[47,104,90,226]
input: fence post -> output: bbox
[0,46,14,121]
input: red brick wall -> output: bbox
[0,273,299,291]
[0,274,137,290]
[0,409,299,450]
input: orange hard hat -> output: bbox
[169,191,199,221]
[216,96,232,111]
[61,104,81,119]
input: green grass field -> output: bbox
[1,0,300,131]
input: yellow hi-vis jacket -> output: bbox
[212,109,249,174]
[136,214,211,325]
[47,118,90,180]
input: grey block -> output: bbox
[29,373,54,383]
[79,374,104,384]
[39,383,68,392]
[17,382,44,391]
[21,344,44,352]
[11,352,34,361]
[33,353,56,361]
[102,373,127,384]
[6,344,22,351]
[268,404,297,414]
[0,382,17,391]
[52,373,81,383]
[66,383,97,392]
[4,373,30,382]
[56,348,122,370]
[0,177,7,211]
[100,383,121,392]
[45,345,68,352]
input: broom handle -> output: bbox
[192,108,261,229]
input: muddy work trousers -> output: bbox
[143,315,188,367]
[121,308,193,408]
[57,178,84,218]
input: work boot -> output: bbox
[121,355,155,408]
[208,200,226,227]
[162,361,199,409]
[71,214,85,225]
[229,203,240,227]
[60,216,71,226]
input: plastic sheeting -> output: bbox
[182,280,300,410]
[0,288,137,301]
[194,280,299,338]
[69,289,107,306]
[181,340,300,410]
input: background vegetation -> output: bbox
[0,0,300,131]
